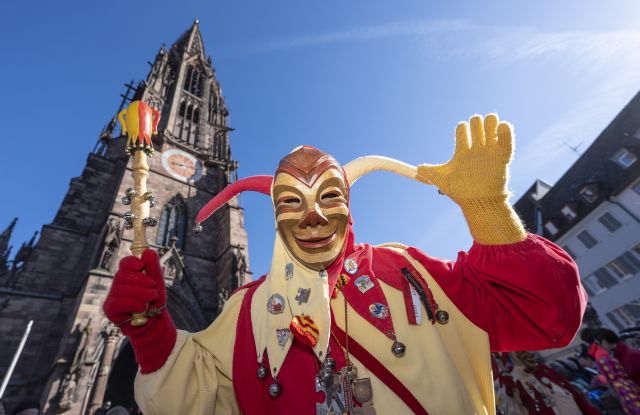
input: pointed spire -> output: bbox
[172,19,205,57]
[0,218,17,273]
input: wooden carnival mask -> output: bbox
[273,147,350,270]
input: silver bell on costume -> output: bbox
[256,365,268,380]
[391,340,406,357]
[268,382,281,398]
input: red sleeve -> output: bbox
[407,234,587,351]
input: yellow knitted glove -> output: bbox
[416,114,526,245]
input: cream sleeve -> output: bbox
[134,289,246,415]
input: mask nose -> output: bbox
[298,204,329,228]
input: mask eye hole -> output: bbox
[321,191,341,200]
[283,197,301,204]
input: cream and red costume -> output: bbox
[104,115,587,414]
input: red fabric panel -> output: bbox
[233,277,350,415]
[407,234,587,351]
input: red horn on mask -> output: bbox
[194,175,273,232]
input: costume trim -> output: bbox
[330,319,429,415]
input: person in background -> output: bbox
[507,351,601,415]
[582,328,640,414]
[10,401,39,415]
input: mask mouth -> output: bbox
[293,232,337,249]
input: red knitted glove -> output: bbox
[103,249,177,373]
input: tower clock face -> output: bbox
[161,149,203,182]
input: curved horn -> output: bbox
[195,175,273,225]
[343,156,418,185]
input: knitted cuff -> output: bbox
[129,310,177,374]
[458,195,526,245]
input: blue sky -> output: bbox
[2,1,640,275]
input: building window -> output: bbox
[606,252,640,280]
[156,196,187,250]
[544,221,559,236]
[583,268,618,296]
[578,185,598,203]
[577,230,598,249]
[175,100,200,146]
[561,204,577,220]
[611,148,637,169]
[183,65,203,97]
[562,245,577,260]
[606,298,640,330]
[598,212,623,233]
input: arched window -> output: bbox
[182,65,202,97]
[156,196,187,250]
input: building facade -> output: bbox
[515,91,640,359]
[0,21,252,414]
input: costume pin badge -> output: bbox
[285,263,294,280]
[295,288,311,305]
[354,275,374,294]
[267,294,285,314]
[344,258,358,275]
[276,328,290,349]
[369,303,389,319]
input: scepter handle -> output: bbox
[130,150,151,326]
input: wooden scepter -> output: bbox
[118,100,160,327]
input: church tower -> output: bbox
[0,21,251,414]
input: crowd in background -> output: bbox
[494,327,640,415]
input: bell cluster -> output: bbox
[121,188,158,229]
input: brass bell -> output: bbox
[122,221,133,230]
[121,196,132,206]
[256,365,268,380]
[123,212,135,222]
[268,382,281,398]
[391,340,406,358]
[125,188,137,198]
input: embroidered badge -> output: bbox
[267,294,285,314]
[295,288,311,305]
[354,275,374,294]
[290,315,319,347]
[343,258,358,275]
[276,328,290,349]
[369,303,389,319]
[285,263,294,280]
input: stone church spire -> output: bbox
[139,19,233,168]
[0,217,17,273]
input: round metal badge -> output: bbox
[369,303,389,319]
[267,294,286,314]
[344,258,358,275]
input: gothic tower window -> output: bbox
[174,100,200,146]
[183,65,202,97]
[156,196,187,250]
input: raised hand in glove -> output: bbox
[417,114,526,244]
[103,249,177,373]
